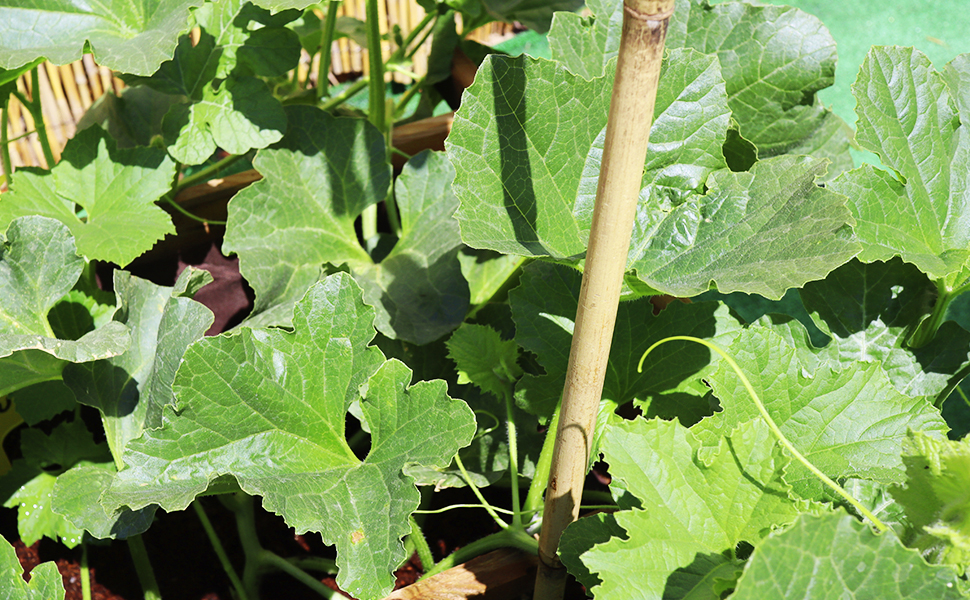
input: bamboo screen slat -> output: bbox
[1,1,513,176]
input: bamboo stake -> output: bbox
[532,2,675,599]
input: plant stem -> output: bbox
[286,556,338,573]
[318,77,369,112]
[1,100,12,182]
[534,5,675,598]
[524,406,559,519]
[127,534,162,600]
[192,501,249,600]
[638,336,889,533]
[228,493,264,599]
[408,515,435,572]
[176,153,245,192]
[160,195,228,226]
[27,68,56,169]
[455,454,508,530]
[317,0,343,99]
[419,527,538,581]
[81,542,92,600]
[259,550,349,599]
[503,386,523,528]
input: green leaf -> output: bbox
[479,0,583,34]
[224,105,386,327]
[102,274,476,600]
[8,382,76,426]
[448,48,730,259]
[829,47,970,285]
[0,128,177,266]
[0,217,130,398]
[510,262,742,421]
[353,150,469,344]
[627,155,860,299]
[891,431,970,575]
[800,258,970,401]
[78,83,183,150]
[446,323,521,399]
[166,76,287,165]
[730,511,965,599]
[52,463,156,541]
[0,0,203,76]
[550,0,853,171]
[569,418,803,600]
[696,325,950,497]
[0,534,64,599]
[3,420,109,548]
[63,268,213,466]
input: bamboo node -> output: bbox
[624,3,675,22]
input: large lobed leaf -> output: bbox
[0,0,203,76]
[0,127,177,266]
[448,47,730,260]
[101,274,476,599]
[830,47,970,287]
[800,258,970,402]
[627,155,859,299]
[549,0,854,172]
[731,511,965,599]
[226,107,467,344]
[562,418,803,600]
[695,325,950,498]
[0,217,129,399]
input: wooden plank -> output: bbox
[382,549,538,600]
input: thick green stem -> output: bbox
[408,515,435,572]
[81,542,92,600]
[176,153,245,192]
[259,551,347,599]
[287,556,338,573]
[1,101,11,183]
[27,68,56,169]
[419,527,538,581]
[638,336,888,533]
[454,454,508,530]
[127,534,162,600]
[504,386,523,528]
[317,0,343,99]
[318,78,369,111]
[524,406,559,519]
[193,501,249,600]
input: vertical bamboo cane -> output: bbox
[532,2,676,599]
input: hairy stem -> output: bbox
[81,542,92,600]
[408,515,435,572]
[127,534,162,600]
[523,406,559,519]
[418,527,538,581]
[193,501,249,600]
[317,0,343,99]
[27,68,56,169]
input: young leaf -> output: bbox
[510,262,742,421]
[102,274,476,600]
[627,155,860,299]
[63,268,214,466]
[2,420,109,548]
[448,48,729,259]
[0,534,64,599]
[566,418,803,600]
[446,323,522,399]
[800,258,970,400]
[697,325,950,497]
[730,511,965,599]
[0,0,203,76]
[0,217,129,398]
[0,127,177,266]
[830,47,970,286]
[891,431,970,575]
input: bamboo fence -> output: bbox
[1,2,512,176]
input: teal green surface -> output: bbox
[753,0,970,138]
